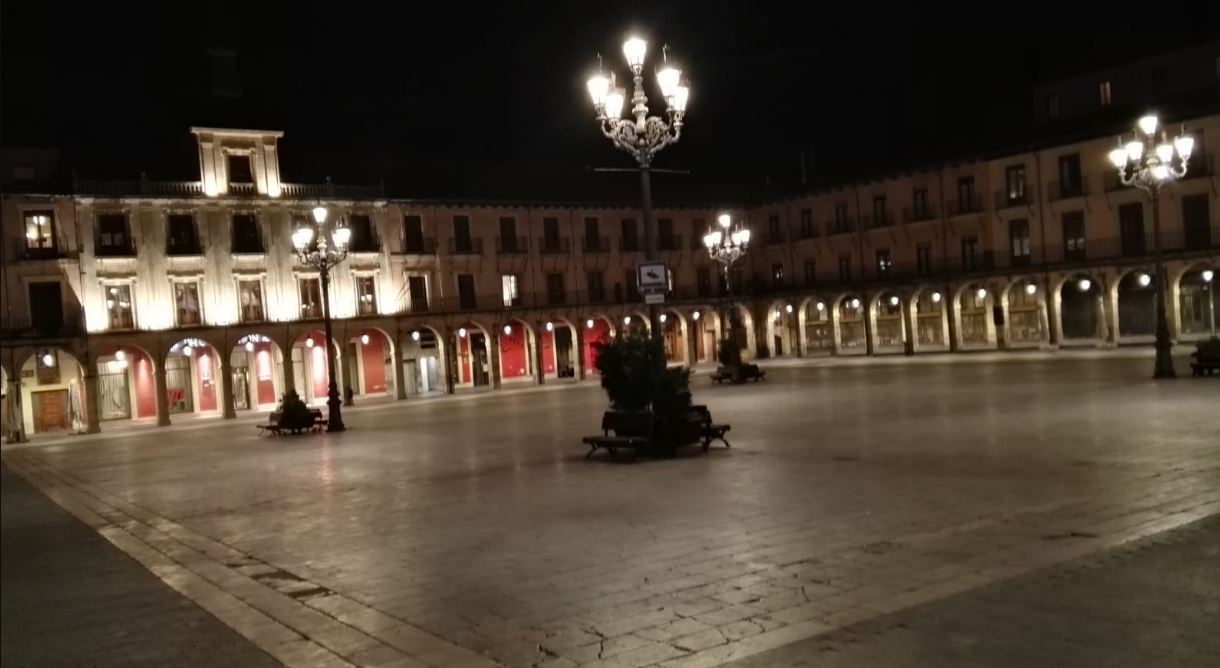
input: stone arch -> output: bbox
[870,290,907,353]
[659,309,689,363]
[1001,276,1048,348]
[228,333,285,411]
[345,326,397,400]
[1056,272,1107,344]
[453,320,494,389]
[954,281,997,349]
[909,285,948,351]
[582,314,616,375]
[541,317,581,379]
[400,324,447,396]
[621,311,650,339]
[798,295,833,355]
[1174,262,1218,339]
[762,300,797,358]
[725,303,757,359]
[834,293,866,354]
[497,318,537,382]
[683,306,721,364]
[16,346,88,435]
[163,336,227,414]
[91,341,159,423]
[1114,267,1157,341]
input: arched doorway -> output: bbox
[727,304,755,358]
[802,298,833,354]
[621,314,649,340]
[290,332,339,405]
[1116,270,1156,340]
[1060,275,1100,341]
[455,323,491,388]
[766,303,797,358]
[688,308,719,363]
[344,328,395,401]
[166,338,221,414]
[958,284,992,347]
[94,344,157,422]
[913,288,947,349]
[402,327,444,396]
[873,292,905,352]
[660,311,687,364]
[230,334,283,411]
[1005,279,1044,346]
[542,319,579,379]
[1178,266,1217,339]
[837,296,866,353]
[497,320,535,383]
[18,348,86,434]
[582,316,614,374]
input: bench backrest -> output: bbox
[268,411,281,426]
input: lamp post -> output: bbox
[703,213,751,348]
[1107,114,1194,379]
[586,36,690,340]
[292,205,350,431]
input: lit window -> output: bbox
[502,274,519,307]
[174,281,202,326]
[1099,80,1112,106]
[96,213,132,256]
[355,275,378,315]
[298,277,323,319]
[24,211,55,251]
[238,279,265,322]
[105,284,134,330]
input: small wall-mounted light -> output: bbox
[1025,284,1037,296]
[660,313,668,323]
[1077,278,1092,292]
[245,341,255,352]
[623,316,631,325]
[545,321,554,332]
[114,349,126,361]
[976,288,987,300]
[360,333,370,345]
[411,330,421,341]
[692,310,701,320]
[586,319,595,329]
[850,298,861,309]
[503,324,512,335]
[183,345,194,356]
[931,291,942,303]
[816,301,825,311]
[304,338,314,349]
[1202,269,1214,283]
[888,295,899,306]
[458,327,468,338]
[1137,273,1151,287]
[785,304,794,313]
[41,351,55,367]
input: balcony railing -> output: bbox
[448,238,484,255]
[0,315,87,340]
[95,244,136,258]
[539,237,571,254]
[399,238,438,255]
[73,178,384,199]
[583,236,610,252]
[862,213,892,229]
[1048,179,1088,201]
[497,236,528,254]
[946,197,983,216]
[994,191,1031,209]
[829,219,855,235]
[902,207,936,224]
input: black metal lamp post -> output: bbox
[292,205,350,431]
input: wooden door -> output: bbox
[32,389,69,433]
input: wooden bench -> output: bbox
[256,412,283,437]
[689,405,731,450]
[583,412,654,461]
[710,364,766,383]
[257,409,328,436]
[1191,349,1220,376]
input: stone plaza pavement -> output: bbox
[3,351,1218,667]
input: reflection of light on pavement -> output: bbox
[318,444,334,486]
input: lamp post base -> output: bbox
[1153,343,1177,379]
[326,383,346,432]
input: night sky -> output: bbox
[3,1,1219,200]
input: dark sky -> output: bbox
[4,1,1220,199]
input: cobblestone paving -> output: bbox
[3,353,1218,667]
[725,514,1220,667]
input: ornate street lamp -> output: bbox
[703,213,751,347]
[292,205,350,431]
[1107,114,1194,378]
[586,36,690,339]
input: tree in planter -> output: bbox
[717,337,748,383]
[278,390,315,432]
[593,337,692,442]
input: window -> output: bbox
[834,202,850,233]
[768,215,783,243]
[912,189,929,220]
[403,215,426,253]
[1182,194,1212,250]
[1057,154,1082,197]
[1009,220,1031,266]
[458,274,477,309]
[104,284,134,329]
[173,281,202,326]
[543,217,561,251]
[1005,165,1027,203]
[166,214,199,255]
[238,279,265,322]
[453,216,473,253]
[1063,211,1086,261]
[24,211,55,252]
[501,274,520,307]
[96,213,132,256]
[587,271,605,302]
[499,217,519,253]
[799,209,814,238]
[804,260,816,287]
[957,176,977,212]
[546,273,566,305]
[916,243,932,276]
[1045,94,1059,118]
[1099,80,1112,106]
[871,195,888,227]
[696,267,711,297]
[876,249,891,278]
[226,154,253,184]
[621,219,639,251]
[407,275,429,312]
[690,218,705,249]
[772,263,784,287]
[232,214,263,253]
[961,236,979,271]
[838,255,852,283]
[298,277,323,319]
[348,214,377,252]
[658,218,675,250]
[1118,203,1146,257]
[355,275,378,315]
[584,217,601,250]
[625,270,640,301]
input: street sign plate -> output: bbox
[644,293,665,304]
[637,261,669,295]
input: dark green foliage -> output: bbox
[594,337,691,417]
[718,337,742,367]
[278,390,314,431]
